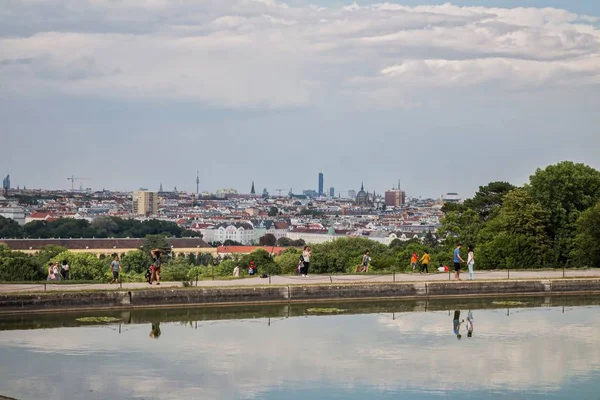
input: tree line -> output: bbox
[0,216,200,239]
[438,161,600,268]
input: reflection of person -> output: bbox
[453,310,464,339]
[149,322,161,339]
[454,244,464,281]
[419,251,430,274]
[466,310,474,338]
[150,249,162,285]
[467,246,475,280]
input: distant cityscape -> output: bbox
[0,171,462,246]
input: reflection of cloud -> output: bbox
[1,1,599,108]
[0,308,600,399]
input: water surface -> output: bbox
[1,296,599,400]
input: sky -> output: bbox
[1,0,599,199]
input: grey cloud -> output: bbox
[0,57,34,66]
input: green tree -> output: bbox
[259,234,277,246]
[50,251,107,281]
[573,201,600,267]
[268,207,279,217]
[0,252,44,281]
[120,249,152,273]
[464,181,516,221]
[276,237,293,247]
[477,189,551,269]
[240,249,277,274]
[34,245,68,266]
[0,216,24,238]
[142,234,171,259]
[275,248,302,274]
[529,161,600,265]
[438,208,481,247]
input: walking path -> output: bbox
[1,269,599,293]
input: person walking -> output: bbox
[454,243,464,280]
[419,251,430,274]
[358,249,370,273]
[60,260,69,280]
[47,262,55,281]
[410,252,418,271]
[150,249,162,285]
[52,262,61,281]
[110,255,121,284]
[467,246,475,280]
[302,246,312,277]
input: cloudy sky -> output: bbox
[1,0,599,198]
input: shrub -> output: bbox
[51,251,107,281]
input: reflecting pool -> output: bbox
[1,296,600,399]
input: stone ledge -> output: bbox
[1,279,599,313]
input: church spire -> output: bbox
[361,182,364,191]
[251,181,256,195]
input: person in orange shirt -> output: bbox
[410,253,418,271]
[419,251,431,274]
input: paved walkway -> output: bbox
[0,269,599,293]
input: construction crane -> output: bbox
[67,175,90,191]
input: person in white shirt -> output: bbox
[467,246,475,280]
[301,246,312,277]
[233,265,240,277]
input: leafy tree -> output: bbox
[276,237,293,247]
[142,234,171,260]
[259,234,277,246]
[573,201,600,267]
[120,249,152,273]
[223,240,243,246]
[275,248,302,274]
[438,208,481,247]
[389,238,404,249]
[268,207,279,217]
[423,231,438,248]
[0,251,44,281]
[50,251,107,281]
[34,245,68,266]
[0,216,24,238]
[477,189,551,268]
[464,181,516,221]
[239,249,277,274]
[291,239,306,247]
[529,161,600,265]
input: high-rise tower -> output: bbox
[318,172,324,196]
[196,170,200,196]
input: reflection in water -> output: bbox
[467,310,474,338]
[0,301,599,400]
[150,322,161,339]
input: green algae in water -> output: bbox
[76,317,122,323]
[306,308,347,314]
[491,301,527,306]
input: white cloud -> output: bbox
[0,1,598,108]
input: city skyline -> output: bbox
[1,0,599,198]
